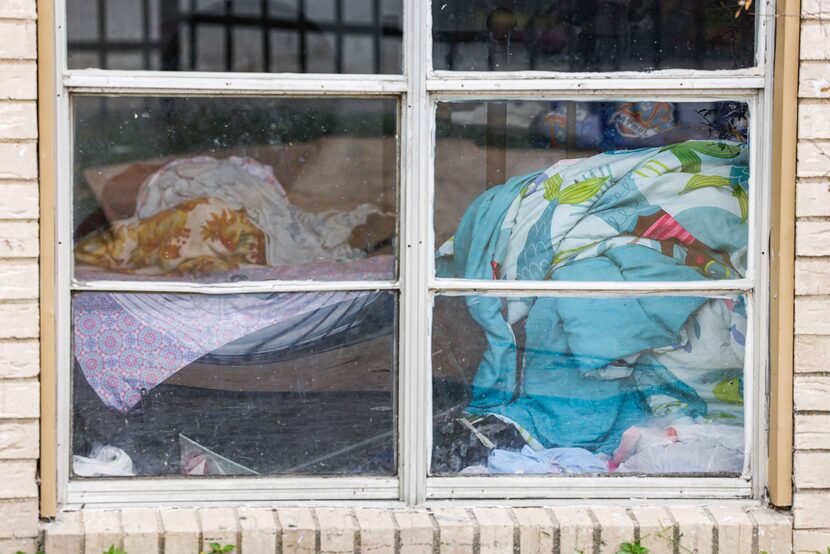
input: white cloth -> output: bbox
[73,445,135,477]
[135,156,382,266]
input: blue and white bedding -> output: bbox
[437,140,748,454]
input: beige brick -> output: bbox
[0,22,36,60]
[0,184,37,218]
[315,507,355,554]
[797,180,830,217]
[512,508,554,554]
[707,506,753,554]
[44,511,83,554]
[794,529,830,553]
[0,142,36,180]
[83,510,123,554]
[797,258,830,295]
[0,262,37,299]
[0,380,37,418]
[795,375,830,411]
[796,414,830,449]
[668,506,714,554]
[0,102,36,140]
[800,64,830,99]
[0,340,38,379]
[592,506,635,554]
[803,0,830,17]
[0,537,38,552]
[797,221,830,257]
[0,63,35,101]
[795,297,830,334]
[433,508,475,554]
[551,507,595,554]
[0,302,38,339]
[795,451,830,488]
[199,508,239,552]
[800,103,830,139]
[472,508,514,553]
[278,507,317,554]
[394,510,433,554]
[121,508,160,554]
[794,492,830,529]
[798,140,830,177]
[238,507,279,554]
[796,335,830,372]
[0,221,37,257]
[748,509,792,554]
[0,420,38,458]
[354,508,395,554]
[0,0,36,19]
[802,22,830,60]
[628,507,674,554]
[0,499,37,539]
[160,508,200,554]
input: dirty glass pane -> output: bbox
[67,0,403,73]
[434,99,750,281]
[432,294,746,476]
[73,96,397,282]
[72,291,396,477]
[433,0,755,71]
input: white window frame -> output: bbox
[52,0,776,507]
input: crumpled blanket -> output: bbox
[437,140,748,453]
[76,197,268,275]
[77,156,384,275]
[74,289,382,413]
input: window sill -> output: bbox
[43,504,791,553]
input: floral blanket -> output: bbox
[76,197,267,276]
[437,140,748,453]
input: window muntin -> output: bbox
[67,0,404,73]
[432,1,756,72]
[72,96,398,283]
[56,0,771,504]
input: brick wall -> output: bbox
[0,0,40,552]
[794,0,830,551]
[1,0,829,550]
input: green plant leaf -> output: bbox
[680,174,731,195]
[558,176,608,205]
[542,173,563,201]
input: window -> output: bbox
[55,0,771,504]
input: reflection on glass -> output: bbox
[432,294,746,476]
[73,96,397,282]
[67,0,403,73]
[73,291,396,477]
[433,1,755,71]
[435,100,750,281]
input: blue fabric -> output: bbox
[437,141,749,453]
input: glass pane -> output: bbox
[435,100,750,281]
[73,291,397,477]
[73,96,397,282]
[67,0,403,73]
[432,294,746,476]
[433,1,755,71]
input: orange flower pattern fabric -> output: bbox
[76,197,266,276]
